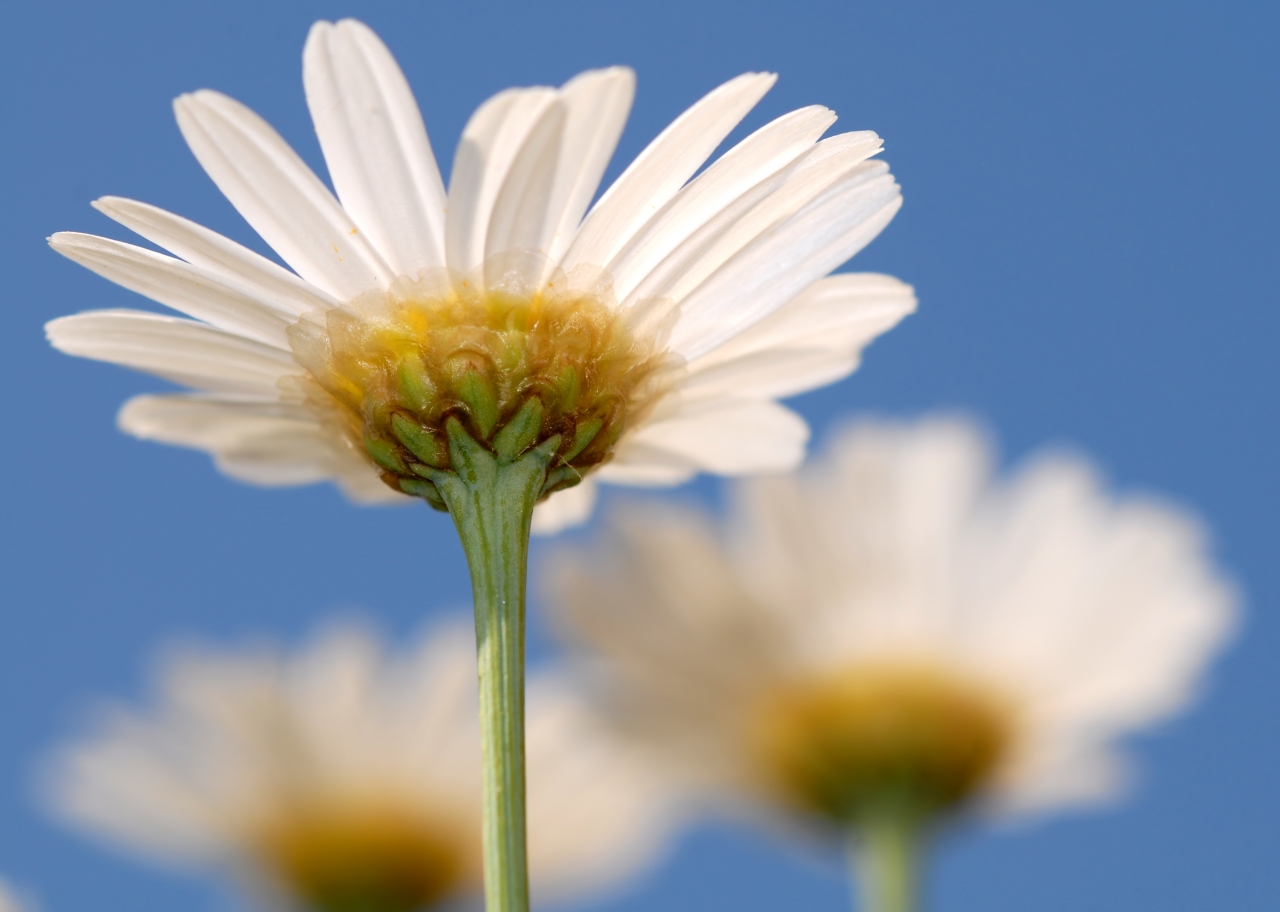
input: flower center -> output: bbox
[748,663,1014,825]
[288,271,671,505]
[254,802,466,912]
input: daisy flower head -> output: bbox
[546,416,1237,909]
[48,623,672,912]
[45,18,912,533]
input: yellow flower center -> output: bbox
[288,271,671,504]
[254,802,468,912]
[748,663,1015,825]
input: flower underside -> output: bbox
[289,269,671,509]
[749,663,1014,825]
[254,801,465,912]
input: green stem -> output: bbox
[851,813,923,912]
[428,418,558,912]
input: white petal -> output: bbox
[595,453,698,487]
[682,348,858,403]
[959,459,1237,729]
[667,164,902,360]
[445,86,557,279]
[485,69,638,286]
[622,398,809,475]
[544,502,776,720]
[174,90,391,300]
[91,197,338,316]
[992,742,1129,815]
[223,432,398,502]
[621,131,885,314]
[531,480,599,535]
[560,72,777,274]
[48,732,230,862]
[332,464,410,504]
[606,106,837,302]
[732,418,993,630]
[50,232,295,348]
[304,20,448,277]
[525,679,676,899]
[698,273,916,359]
[286,629,385,744]
[46,310,296,396]
[213,430,356,487]
[119,394,404,503]
[484,99,568,286]
[680,273,916,399]
[542,69,636,264]
[117,394,315,449]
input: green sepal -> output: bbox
[553,365,581,413]
[397,353,437,412]
[443,415,491,485]
[530,433,563,461]
[364,435,408,474]
[561,418,603,463]
[594,410,627,450]
[392,414,447,467]
[398,477,448,511]
[454,367,500,439]
[540,465,583,497]
[492,397,545,463]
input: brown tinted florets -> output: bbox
[288,268,672,506]
[748,664,1015,825]
[254,801,468,912]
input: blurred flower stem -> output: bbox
[427,419,563,912]
[853,811,922,912]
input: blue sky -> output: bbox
[1,1,1277,909]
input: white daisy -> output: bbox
[546,416,1236,909]
[44,17,912,534]
[48,623,672,912]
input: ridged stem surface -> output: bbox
[430,418,558,912]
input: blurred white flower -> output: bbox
[0,879,32,912]
[547,416,1237,834]
[45,17,913,533]
[48,624,672,912]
